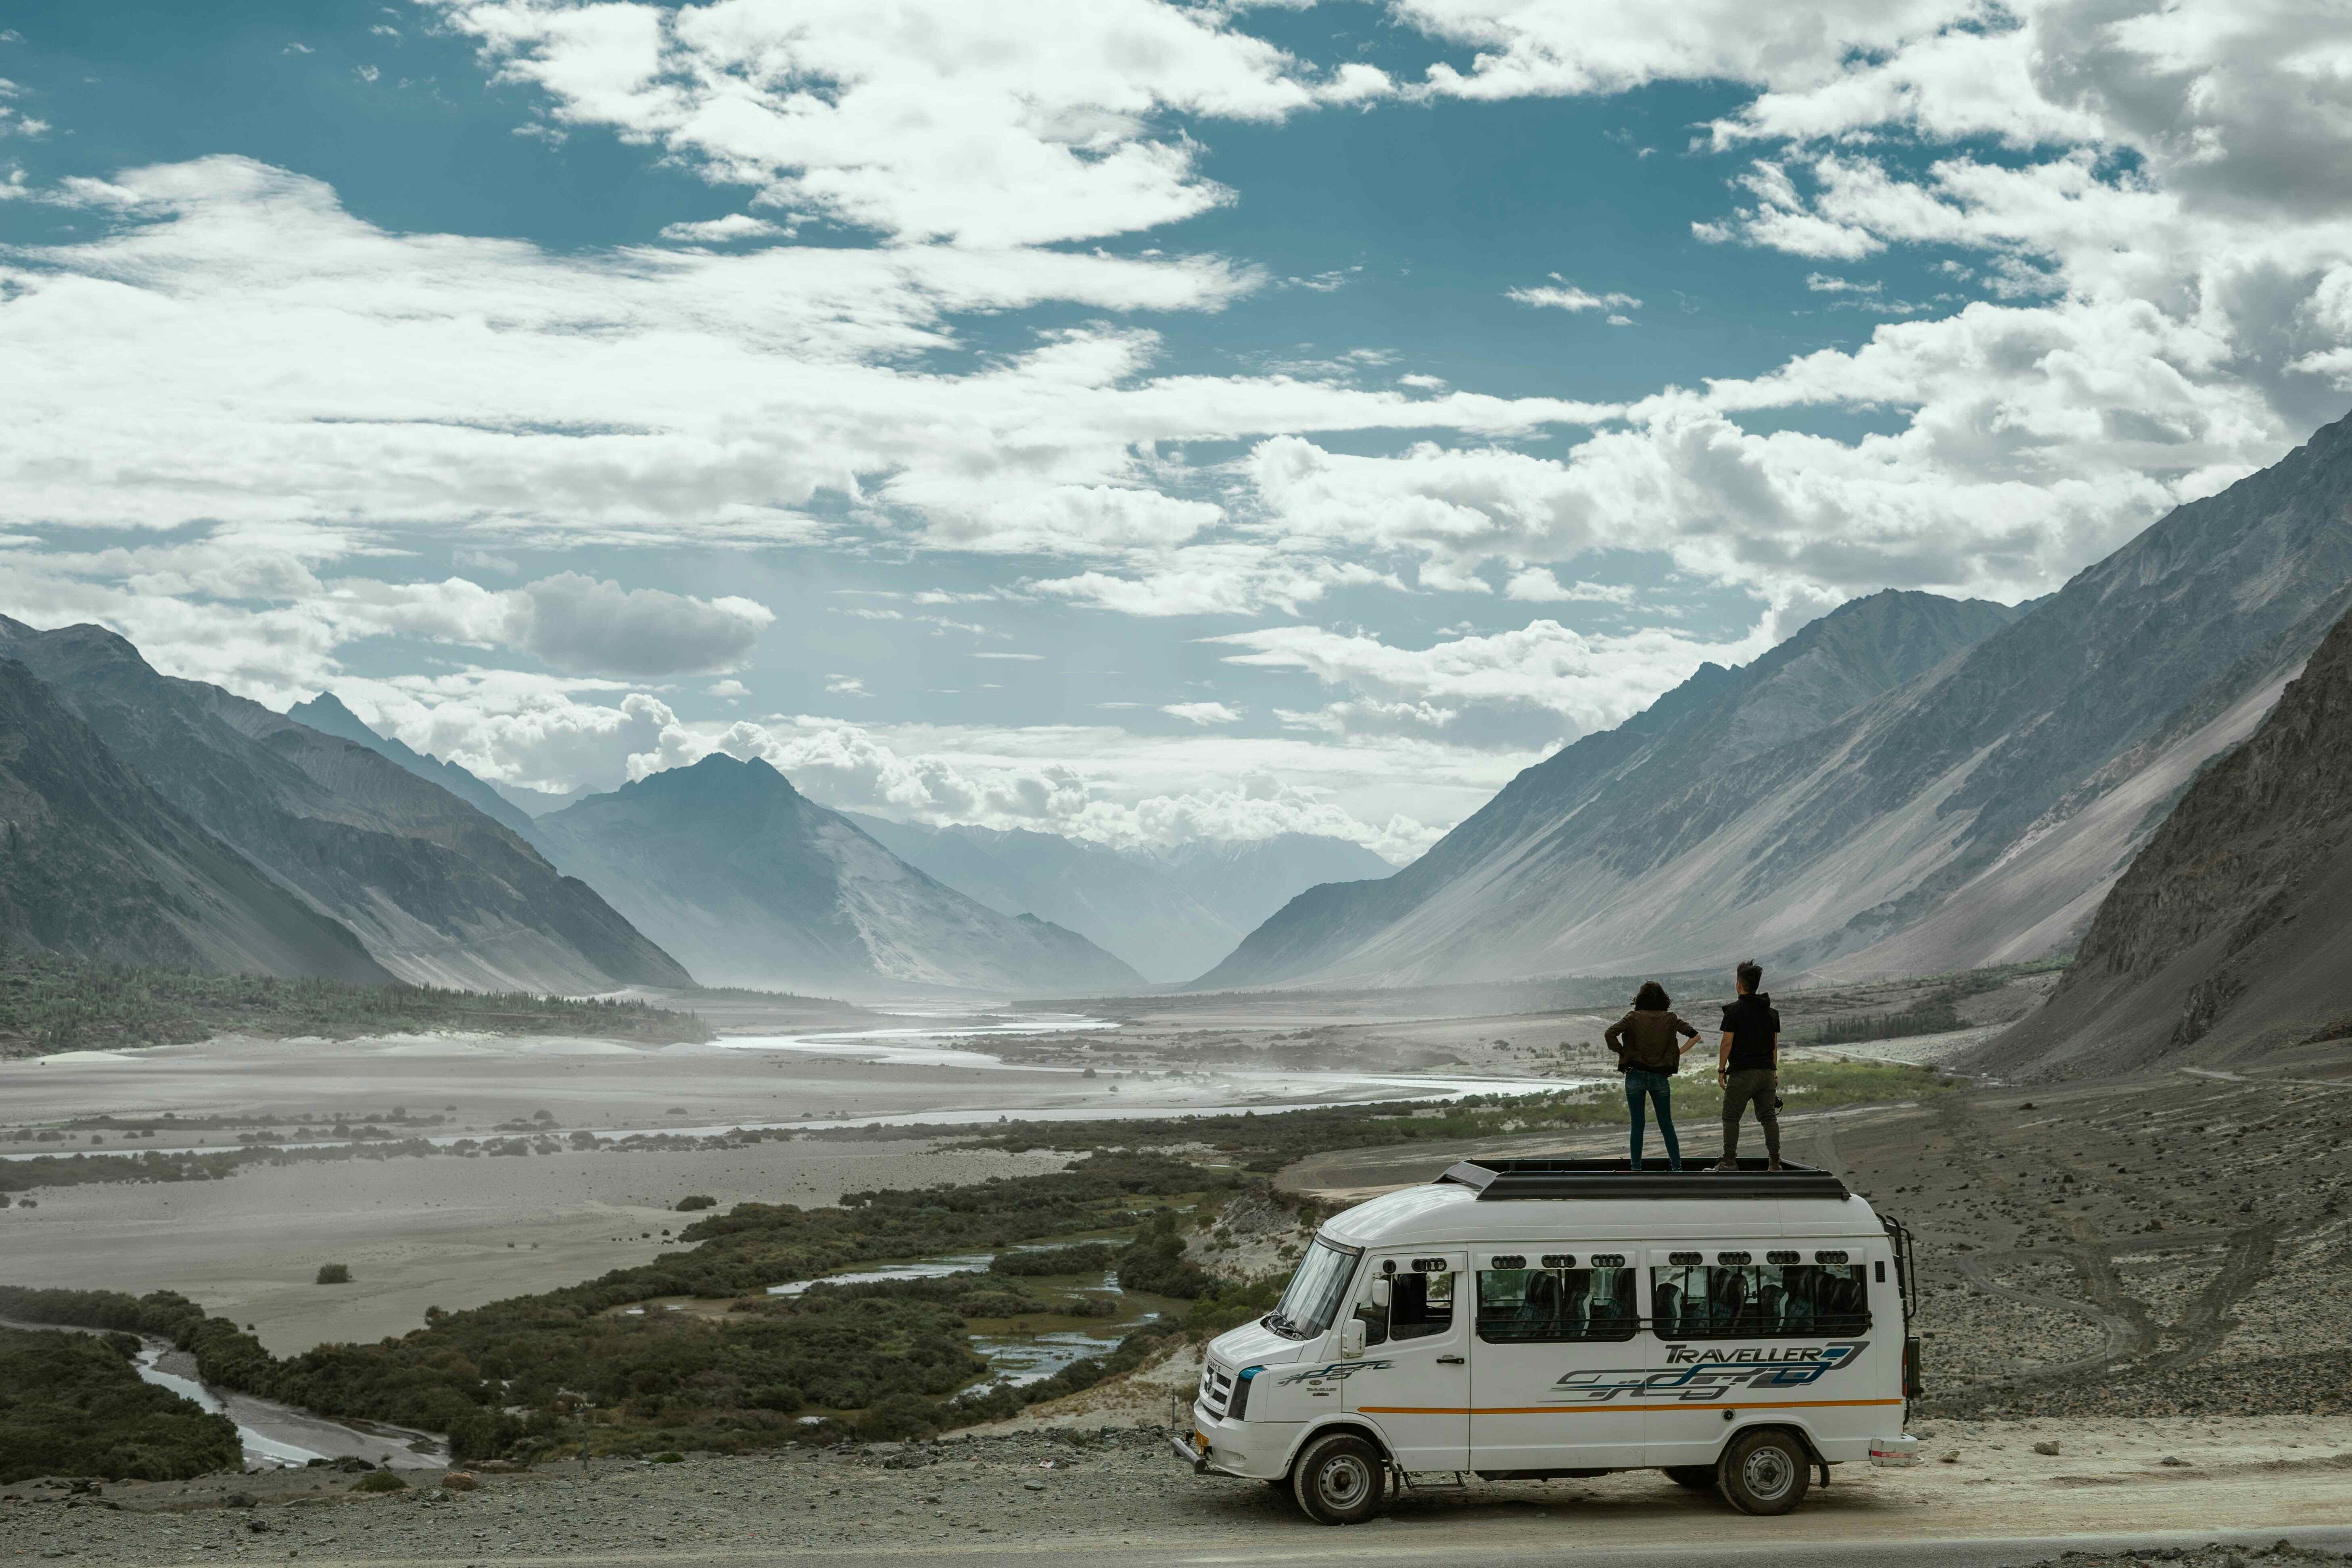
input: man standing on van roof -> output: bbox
[1715,959,1782,1172]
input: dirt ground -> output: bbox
[10,1417,2349,1565]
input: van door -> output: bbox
[1644,1246,1878,1466]
[1336,1251,1468,1472]
[1467,1249,1646,1473]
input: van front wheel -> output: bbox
[1718,1429,1810,1516]
[1291,1432,1388,1525]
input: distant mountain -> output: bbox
[0,620,692,993]
[840,815,1237,982]
[1207,410,2352,992]
[1140,835,1397,937]
[491,779,597,817]
[286,693,543,844]
[1974,599,2352,1077]
[535,756,1145,995]
[0,659,389,981]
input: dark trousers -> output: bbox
[1624,1069,1682,1170]
[1722,1067,1780,1161]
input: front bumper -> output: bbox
[1869,1434,1923,1467]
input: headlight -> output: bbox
[1228,1365,1262,1421]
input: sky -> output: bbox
[6,0,2352,863]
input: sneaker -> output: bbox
[1711,1160,1738,1172]
[1767,1159,1785,1172]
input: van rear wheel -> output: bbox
[1717,1429,1810,1516]
[1291,1432,1388,1525]
[1663,1465,1715,1490]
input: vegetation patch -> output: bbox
[0,1153,1236,1462]
[0,1326,241,1484]
[0,948,709,1056]
[807,1061,1960,1171]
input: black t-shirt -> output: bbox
[1720,993,1780,1072]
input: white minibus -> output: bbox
[1173,1157,1923,1523]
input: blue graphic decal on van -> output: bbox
[1548,1343,1866,1403]
[1276,1361,1395,1385]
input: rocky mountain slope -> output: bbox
[1197,588,2029,987]
[0,620,692,993]
[1204,409,2352,992]
[1205,412,2352,991]
[1974,599,2352,1076]
[840,816,1236,983]
[286,693,544,844]
[0,660,389,981]
[535,756,1145,995]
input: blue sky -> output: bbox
[6,0,2350,858]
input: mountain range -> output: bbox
[842,814,1392,982]
[0,619,688,993]
[0,658,390,981]
[1203,408,2352,992]
[1976,596,2352,1077]
[532,756,1143,995]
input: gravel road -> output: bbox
[10,1416,2351,1566]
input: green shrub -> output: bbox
[351,1469,408,1493]
[0,1327,240,1484]
[675,1196,717,1212]
[315,1264,352,1285]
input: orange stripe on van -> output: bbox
[1356,1398,1903,1416]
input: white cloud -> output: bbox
[1508,277,1640,312]
[1209,617,1771,743]
[0,155,1606,564]
[658,213,785,244]
[706,677,749,699]
[431,0,1348,246]
[1504,567,1634,603]
[1161,700,1242,725]
[507,572,772,676]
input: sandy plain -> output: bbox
[0,1002,1579,1353]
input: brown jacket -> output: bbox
[1605,1008,1699,1074]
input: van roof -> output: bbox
[1320,1159,1884,1249]
[1444,1157,1850,1201]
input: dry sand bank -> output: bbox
[0,1140,1069,1353]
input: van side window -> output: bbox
[1475,1266,1639,1343]
[1648,1259,1870,1339]
[1356,1265,1455,1345]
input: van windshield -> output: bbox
[1266,1237,1360,1339]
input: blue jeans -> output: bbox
[1625,1069,1682,1171]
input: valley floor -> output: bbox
[4,993,2347,1563]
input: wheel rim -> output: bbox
[1742,1444,1795,1501]
[1316,1454,1373,1509]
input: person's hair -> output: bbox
[1633,980,1670,1011]
[1736,959,1763,994]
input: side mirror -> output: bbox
[1339,1318,1367,1359]
[1369,1277,1392,1310]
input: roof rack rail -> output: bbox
[1437,1157,1850,1201]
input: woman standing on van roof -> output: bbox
[1603,981,1702,1173]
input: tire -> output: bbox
[1663,1465,1716,1491]
[1717,1428,1811,1516]
[1290,1432,1389,1525]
